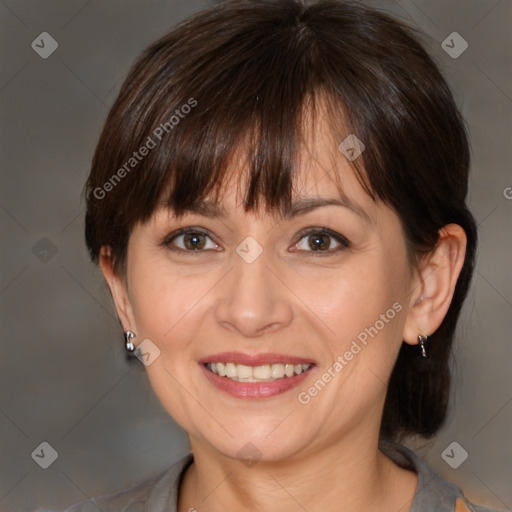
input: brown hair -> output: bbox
[84,0,477,441]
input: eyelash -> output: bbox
[163,226,351,255]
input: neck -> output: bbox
[178,427,417,512]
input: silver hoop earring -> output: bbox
[125,330,136,352]
[418,334,428,358]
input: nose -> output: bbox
[214,249,294,338]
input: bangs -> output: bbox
[124,23,363,226]
[156,91,357,221]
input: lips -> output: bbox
[198,352,314,366]
[198,352,316,399]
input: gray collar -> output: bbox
[379,439,463,512]
[143,441,463,512]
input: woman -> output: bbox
[56,0,502,510]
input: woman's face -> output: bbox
[115,121,421,463]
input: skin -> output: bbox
[100,112,467,512]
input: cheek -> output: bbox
[125,259,219,431]
[127,256,218,347]
[311,251,408,385]
[297,254,400,343]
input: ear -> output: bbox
[402,224,467,346]
[99,246,136,333]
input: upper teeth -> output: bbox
[206,362,311,381]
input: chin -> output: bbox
[191,418,314,464]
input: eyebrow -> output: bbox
[163,196,370,222]
[283,196,370,222]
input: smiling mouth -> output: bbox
[205,362,313,382]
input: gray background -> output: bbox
[0,0,511,510]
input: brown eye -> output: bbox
[293,228,350,254]
[183,232,206,250]
[307,233,331,251]
[165,228,219,252]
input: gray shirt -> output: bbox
[42,441,502,512]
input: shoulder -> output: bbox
[37,453,193,512]
[455,496,505,512]
[379,439,504,512]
